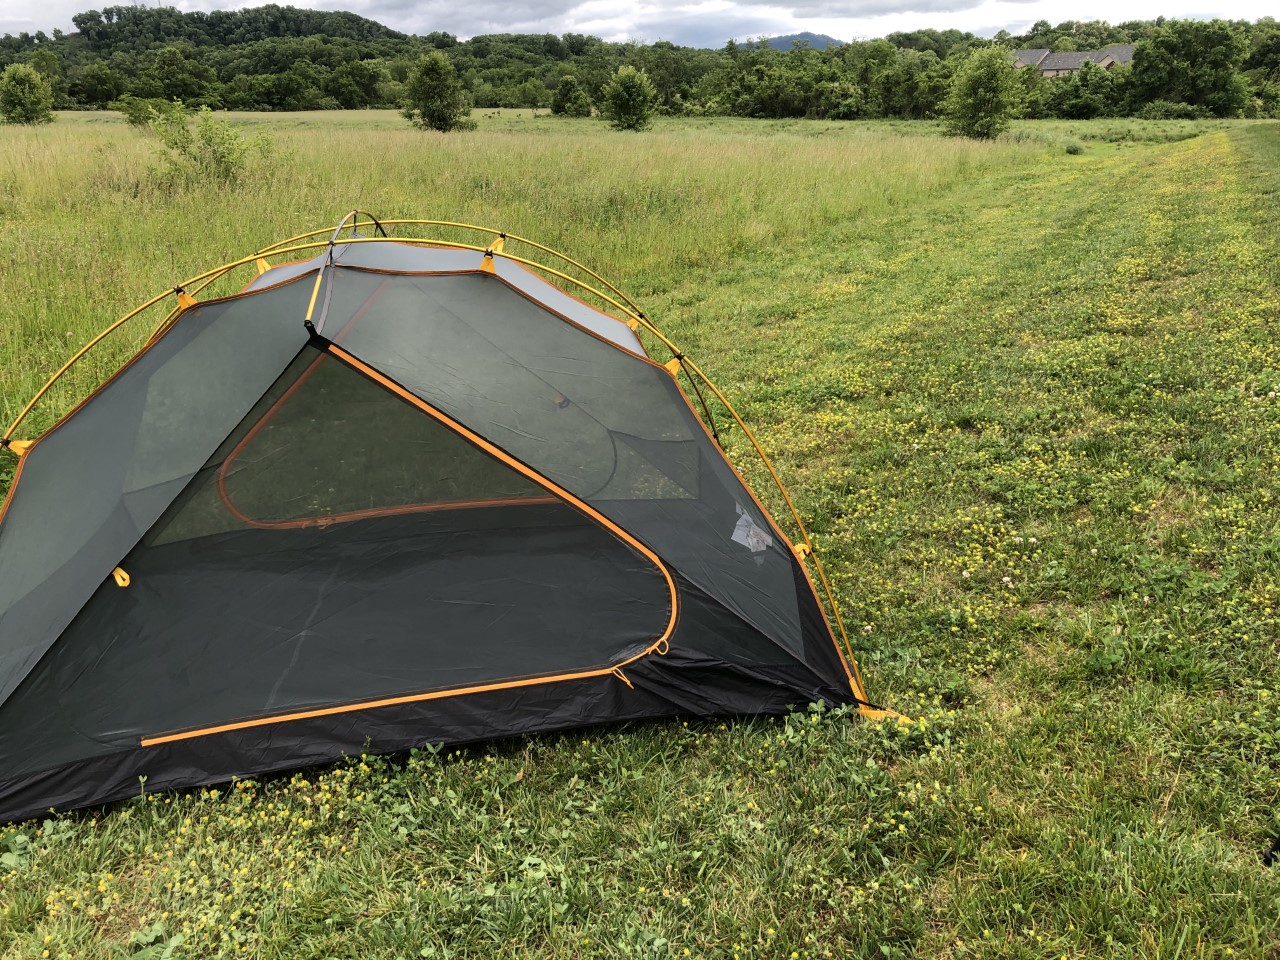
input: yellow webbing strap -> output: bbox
[664,358,682,376]
[858,705,913,724]
[480,236,505,275]
[5,440,31,457]
[177,291,198,310]
[255,258,271,275]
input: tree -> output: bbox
[551,74,592,116]
[325,60,385,109]
[942,46,1018,138]
[0,63,55,124]
[600,65,656,130]
[1050,60,1122,118]
[71,62,127,108]
[1130,20,1249,117]
[132,46,217,104]
[26,48,70,107]
[401,51,474,131]
[515,76,548,111]
[1013,60,1052,118]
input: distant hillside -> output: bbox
[767,32,844,51]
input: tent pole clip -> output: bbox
[112,567,131,588]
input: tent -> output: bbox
[0,213,886,822]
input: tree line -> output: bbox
[1,5,1277,120]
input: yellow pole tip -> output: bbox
[858,706,913,724]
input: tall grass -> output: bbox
[0,111,1036,439]
[2,115,1278,959]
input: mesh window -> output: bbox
[323,267,806,658]
[150,350,549,544]
[0,345,673,777]
[0,275,316,705]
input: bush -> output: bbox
[551,75,592,117]
[942,47,1018,139]
[0,63,54,125]
[114,95,184,128]
[150,105,269,186]
[1136,99,1211,120]
[600,66,656,131]
[401,52,475,132]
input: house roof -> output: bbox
[1100,44,1135,64]
[1012,48,1050,65]
[1013,43,1136,73]
[1039,50,1101,71]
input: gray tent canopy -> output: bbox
[0,212,886,822]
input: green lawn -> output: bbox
[1,115,1278,959]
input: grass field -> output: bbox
[1,112,1279,959]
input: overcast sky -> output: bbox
[0,0,1269,48]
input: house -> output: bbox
[1012,44,1135,78]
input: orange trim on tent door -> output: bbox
[140,343,679,749]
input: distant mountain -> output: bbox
[766,32,845,51]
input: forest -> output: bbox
[0,5,1277,119]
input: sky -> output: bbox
[0,0,1268,49]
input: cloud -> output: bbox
[728,0,1040,17]
[581,3,793,45]
[5,0,1275,49]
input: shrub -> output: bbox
[0,63,54,125]
[600,66,656,131]
[551,75,592,117]
[1136,99,1211,120]
[942,47,1018,139]
[150,105,269,186]
[401,52,475,132]
[114,95,184,128]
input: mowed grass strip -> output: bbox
[0,117,1277,959]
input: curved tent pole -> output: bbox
[2,287,176,445]
[1,225,886,713]
[3,241,336,440]
[253,219,647,322]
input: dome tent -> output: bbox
[0,213,889,822]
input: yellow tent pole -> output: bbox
[499,232,645,317]
[3,223,886,713]
[4,288,173,441]
[676,356,863,686]
[2,241,337,440]
[257,220,646,320]
[4,235,639,440]
[251,218,503,258]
